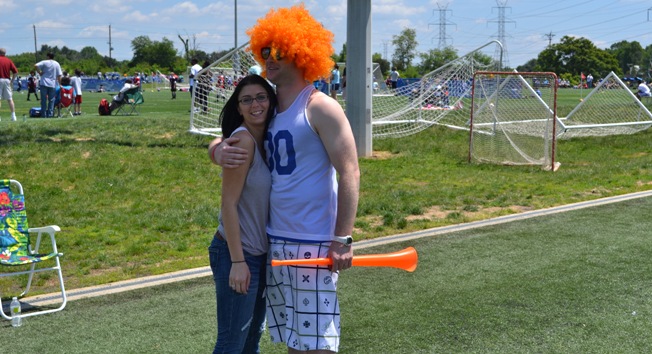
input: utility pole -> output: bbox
[489,0,514,68]
[428,2,455,49]
[544,31,555,47]
[33,25,38,62]
[108,25,113,61]
[234,0,238,49]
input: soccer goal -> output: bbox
[189,43,259,137]
[468,71,560,171]
[556,71,652,139]
[372,40,504,139]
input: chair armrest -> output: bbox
[28,225,61,233]
[28,225,62,254]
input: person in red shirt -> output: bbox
[0,48,18,121]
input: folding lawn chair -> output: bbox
[0,179,67,321]
[113,87,144,116]
[57,86,74,118]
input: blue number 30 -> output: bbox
[266,130,296,175]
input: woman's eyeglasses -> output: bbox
[239,94,269,105]
[261,47,282,61]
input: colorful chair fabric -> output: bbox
[0,179,67,320]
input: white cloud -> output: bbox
[34,20,72,30]
[90,0,131,14]
[126,10,154,22]
[161,1,201,16]
[0,0,17,11]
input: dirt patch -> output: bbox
[156,133,175,139]
[406,205,533,221]
[368,151,399,160]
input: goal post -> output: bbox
[469,71,560,171]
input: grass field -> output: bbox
[1,84,651,296]
[2,196,652,353]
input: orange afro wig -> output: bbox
[246,4,335,83]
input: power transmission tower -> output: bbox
[382,40,390,60]
[489,0,515,68]
[428,2,455,49]
[544,31,555,47]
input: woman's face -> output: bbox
[237,84,270,128]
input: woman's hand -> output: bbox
[229,262,251,294]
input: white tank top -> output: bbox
[265,85,337,242]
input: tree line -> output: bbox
[8,35,234,77]
[9,30,651,85]
[369,28,652,84]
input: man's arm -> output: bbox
[208,136,248,168]
[308,93,361,272]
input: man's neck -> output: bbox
[275,78,311,113]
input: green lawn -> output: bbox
[2,196,651,353]
[1,85,651,296]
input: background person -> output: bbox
[636,79,651,100]
[330,63,340,99]
[0,47,18,121]
[169,72,177,99]
[27,70,39,101]
[109,79,137,111]
[389,67,400,89]
[70,69,83,115]
[189,58,202,111]
[34,52,63,117]
[207,74,277,354]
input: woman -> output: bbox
[207,74,277,354]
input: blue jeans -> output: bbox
[40,86,56,117]
[209,235,267,354]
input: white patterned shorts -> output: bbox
[266,238,341,352]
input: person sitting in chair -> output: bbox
[636,79,651,100]
[109,79,137,111]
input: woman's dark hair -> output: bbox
[60,76,71,86]
[220,75,277,138]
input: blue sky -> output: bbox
[1,0,651,67]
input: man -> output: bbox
[109,79,137,111]
[330,63,340,100]
[636,79,651,100]
[212,5,360,353]
[34,52,62,117]
[389,67,400,89]
[0,48,18,121]
[189,58,202,112]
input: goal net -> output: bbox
[371,40,504,138]
[556,71,652,139]
[189,43,259,137]
[469,71,560,170]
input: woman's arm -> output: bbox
[220,130,255,294]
